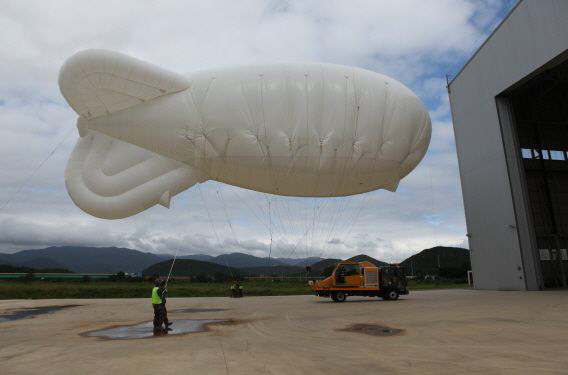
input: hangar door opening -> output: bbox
[509,57,568,288]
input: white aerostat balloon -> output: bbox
[59,49,431,219]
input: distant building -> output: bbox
[448,0,568,290]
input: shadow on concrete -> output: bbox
[0,305,82,322]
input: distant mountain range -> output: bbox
[192,253,288,267]
[143,259,241,278]
[0,245,470,277]
[401,246,471,277]
[0,247,163,274]
[0,264,72,274]
[0,247,324,273]
[180,253,324,268]
[143,260,311,278]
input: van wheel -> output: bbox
[384,289,399,300]
[330,294,338,302]
[334,292,347,302]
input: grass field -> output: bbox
[0,279,468,299]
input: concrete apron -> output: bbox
[1,290,568,375]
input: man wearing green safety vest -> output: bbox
[230,281,243,298]
[152,280,171,331]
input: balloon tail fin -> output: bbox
[59,49,190,120]
[384,180,399,192]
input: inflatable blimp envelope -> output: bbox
[59,49,431,219]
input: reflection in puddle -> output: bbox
[83,319,228,340]
[174,308,229,313]
[339,323,403,337]
[0,305,81,322]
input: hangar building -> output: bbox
[448,0,568,290]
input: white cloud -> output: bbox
[0,0,517,260]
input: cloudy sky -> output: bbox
[0,0,518,261]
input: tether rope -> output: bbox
[0,128,74,211]
[267,197,273,265]
[198,183,235,281]
[164,246,179,288]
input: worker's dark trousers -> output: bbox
[161,303,169,325]
[153,304,165,328]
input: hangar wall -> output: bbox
[448,0,568,290]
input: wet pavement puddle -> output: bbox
[339,323,403,337]
[83,319,229,340]
[0,305,81,322]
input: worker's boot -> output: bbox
[166,322,173,326]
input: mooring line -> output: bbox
[0,128,74,211]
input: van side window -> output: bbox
[343,264,360,276]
